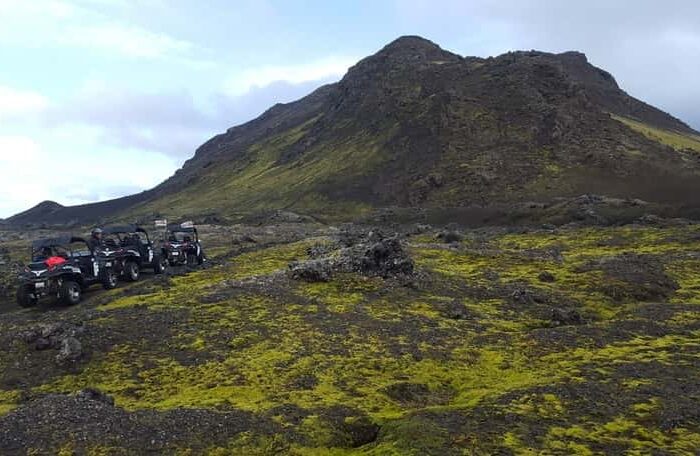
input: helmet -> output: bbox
[92,228,103,236]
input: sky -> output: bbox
[0,0,699,218]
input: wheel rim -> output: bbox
[69,285,79,301]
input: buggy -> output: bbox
[101,224,168,281]
[163,223,205,266]
[16,236,118,307]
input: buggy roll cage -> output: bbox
[30,236,89,261]
[101,224,151,243]
[165,223,199,241]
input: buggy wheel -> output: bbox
[16,285,38,308]
[102,269,118,290]
[124,261,140,282]
[60,281,81,306]
[154,255,167,274]
[186,253,198,266]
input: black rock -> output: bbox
[443,300,471,320]
[538,271,556,283]
[76,388,115,406]
[437,230,464,244]
[288,259,333,282]
[550,307,585,326]
[34,338,51,351]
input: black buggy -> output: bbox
[16,236,118,307]
[101,225,168,281]
[163,223,205,266]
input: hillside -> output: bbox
[8,35,700,227]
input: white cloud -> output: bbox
[0,0,78,19]
[0,86,49,120]
[0,130,177,218]
[225,56,356,96]
[58,23,195,59]
[0,135,41,162]
[0,0,200,61]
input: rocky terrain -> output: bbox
[0,215,699,454]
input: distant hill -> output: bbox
[9,36,700,227]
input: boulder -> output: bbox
[288,259,333,282]
[56,337,82,363]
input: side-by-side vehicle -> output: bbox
[16,236,118,307]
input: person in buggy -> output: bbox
[87,228,104,253]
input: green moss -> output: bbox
[612,114,700,153]
[230,240,317,280]
[506,393,565,419]
[0,389,21,416]
[295,274,382,313]
[125,119,394,221]
[545,415,700,454]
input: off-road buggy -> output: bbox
[16,236,118,307]
[163,223,205,266]
[101,225,168,281]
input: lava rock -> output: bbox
[550,307,585,326]
[576,253,678,302]
[55,337,82,363]
[34,338,52,351]
[76,388,115,406]
[442,300,471,320]
[288,259,333,282]
[538,271,556,283]
[358,237,414,277]
[436,230,464,244]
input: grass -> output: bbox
[612,114,700,153]
[124,119,394,222]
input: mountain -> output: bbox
[8,36,700,227]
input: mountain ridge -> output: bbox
[8,35,700,227]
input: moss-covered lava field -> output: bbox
[0,220,699,455]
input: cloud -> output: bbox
[0,0,202,61]
[0,135,41,162]
[57,23,195,59]
[0,131,177,217]
[0,86,49,121]
[224,56,356,96]
[43,74,347,159]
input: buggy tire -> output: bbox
[154,255,167,274]
[187,253,198,266]
[60,281,81,306]
[124,261,140,282]
[102,269,118,290]
[16,286,38,308]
